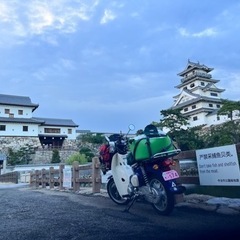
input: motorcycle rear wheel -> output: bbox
[107,178,130,205]
[149,177,174,215]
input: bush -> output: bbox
[51,149,61,163]
[79,147,94,162]
[65,153,88,165]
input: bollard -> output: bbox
[92,157,101,193]
[72,161,80,191]
[59,164,65,190]
[49,167,55,189]
[41,169,46,188]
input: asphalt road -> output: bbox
[0,185,240,240]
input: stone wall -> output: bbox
[0,136,41,154]
[32,149,78,164]
[0,137,79,164]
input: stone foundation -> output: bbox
[0,136,79,164]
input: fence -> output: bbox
[28,143,240,195]
[173,142,240,185]
[30,157,101,193]
[0,171,18,183]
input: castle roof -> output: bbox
[33,117,78,127]
[0,94,39,111]
[177,60,213,76]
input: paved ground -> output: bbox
[1,183,240,240]
[1,182,240,215]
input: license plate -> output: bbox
[162,170,179,181]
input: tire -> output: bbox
[149,177,174,215]
[107,178,130,205]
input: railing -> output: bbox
[30,157,101,193]
[0,171,18,183]
[173,143,240,185]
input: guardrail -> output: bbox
[173,143,240,185]
[0,171,18,183]
[30,157,101,193]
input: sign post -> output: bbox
[63,168,72,189]
[196,144,240,186]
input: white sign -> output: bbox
[63,168,72,188]
[196,144,240,186]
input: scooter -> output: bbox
[101,124,185,215]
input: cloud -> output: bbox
[0,0,100,45]
[0,1,12,22]
[178,27,218,38]
[100,9,116,24]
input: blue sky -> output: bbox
[1,0,240,133]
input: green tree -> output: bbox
[79,147,94,162]
[174,127,205,151]
[7,145,35,165]
[79,133,104,144]
[218,99,240,120]
[155,108,189,134]
[66,153,88,165]
[51,149,61,163]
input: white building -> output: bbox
[0,94,78,148]
[172,60,238,128]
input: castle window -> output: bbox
[44,128,60,133]
[201,82,205,86]
[68,129,72,134]
[0,125,6,131]
[18,110,23,115]
[5,109,10,114]
[184,107,188,112]
[9,113,14,118]
[209,104,213,107]
[23,126,28,132]
[192,105,196,109]
[217,116,220,121]
[216,104,221,108]
[190,83,195,88]
[210,92,218,97]
[193,116,198,121]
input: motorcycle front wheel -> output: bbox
[107,178,130,205]
[149,177,174,215]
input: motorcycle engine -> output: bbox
[138,186,161,204]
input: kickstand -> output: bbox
[123,196,137,213]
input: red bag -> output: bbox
[99,144,111,163]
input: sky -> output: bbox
[1,0,240,133]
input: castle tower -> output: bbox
[172,60,229,127]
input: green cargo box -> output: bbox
[129,135,175,162]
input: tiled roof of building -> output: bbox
[0,94,39,111]
[33,117,78,127]
[0,117,44,124]
[178,60,214,76]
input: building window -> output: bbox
[68,129,72,134]
[192,105,196,109]
[190,83,195,88]
[9,113,14,118]
[217,116,220,121]
[216,104,221,108]
[201,82,205,86]
[0,125,6,131]
[44,128,60,133]
[193,116,198,121]
[23,126,28,132]
[184,107,188,112]
[18,110,23,115]
[5,109,10,114]
[210,92,218,97]
[209,104,213,107]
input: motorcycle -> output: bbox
[99,124,186,215]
